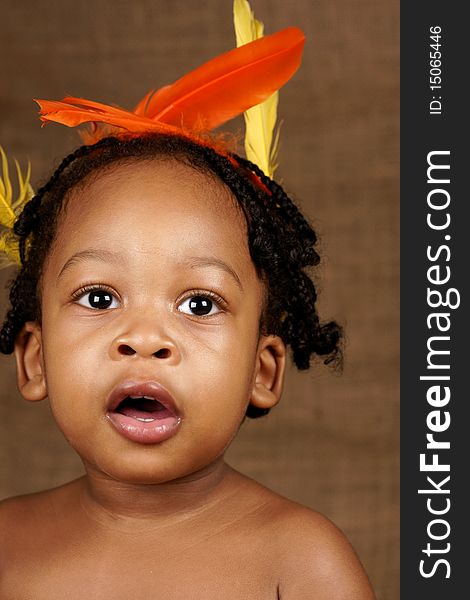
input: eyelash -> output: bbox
[71,283,119,302]
[71,285,227,313]
[176,289,227,320]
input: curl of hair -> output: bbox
[0,134,341,417]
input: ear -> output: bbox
[14,322,47,402]
[250,335,286,411]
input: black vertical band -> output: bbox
[401,3,466,597]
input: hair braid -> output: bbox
[1,133,342,418]
[1,138,120,353]
[190,144,341,380]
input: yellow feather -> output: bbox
[233,0,280,178]
[0,231,20,267]
[0,146,15,226]
[14,160,34,210]
[0,146,34,268]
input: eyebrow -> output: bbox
[185,257,243,291]
[58,249,122,280]
[58,250,243,290]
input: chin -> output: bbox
[81,453,217,487]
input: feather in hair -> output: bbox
[0,146,34,268]
[233,0,281,178]
[35,27,304,145]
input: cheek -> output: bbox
[41,309,109,374]
[40,324,103,429]
[192,336,260,416]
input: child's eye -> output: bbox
[75,288,120,310]
[177,295,222,317]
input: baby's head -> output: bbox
[1,133,340,424]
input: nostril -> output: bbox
[154,348,171,359]
[118,344,136,356]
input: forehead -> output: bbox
[69,157,242,217]
[47,158,252,274]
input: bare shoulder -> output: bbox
[0,490,50,571]
[273,501,376,599]
[0,490,49,529]
[0,480,77,520]
[235,476,376,600]
[0,480,81,551]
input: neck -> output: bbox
[78,458,237,529]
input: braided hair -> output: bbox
[0,133,341,417]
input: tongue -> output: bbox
[118,398,170,422]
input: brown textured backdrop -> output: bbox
[0,1,399,598]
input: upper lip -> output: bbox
[106,380,180,417]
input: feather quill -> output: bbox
[233,0,281,177]
[0,147,34,267]
[36,27,304,143]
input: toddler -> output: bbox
[0,3,375,598]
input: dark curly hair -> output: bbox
[0,133,341,417]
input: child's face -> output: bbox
[21,159,284,484]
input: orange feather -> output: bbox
[35,26,304,139]
[35,99,178,133]
[134,27,304,129]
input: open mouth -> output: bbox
[115,396,175,422]
[106,382,182,444]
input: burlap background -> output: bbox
[0,1,399,598]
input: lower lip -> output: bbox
[106,412,181,444]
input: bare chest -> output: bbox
[1,525,281,600]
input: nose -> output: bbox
[117,343,173,359]
[109,315,180,363]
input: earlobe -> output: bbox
[14,322,47,402]
[250,335,286,411]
